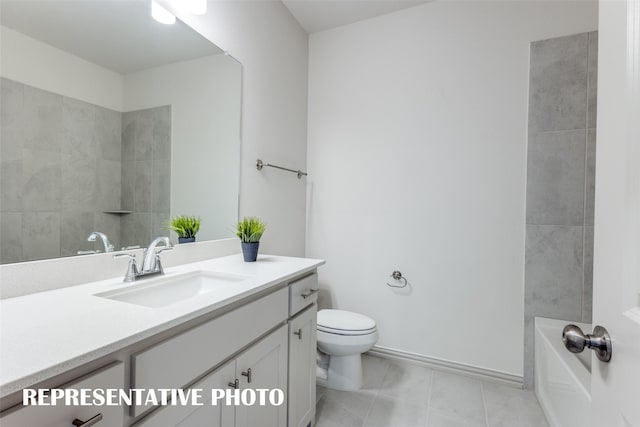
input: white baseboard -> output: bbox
[367,346,523,388]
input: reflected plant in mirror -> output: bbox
[167,215,201,244]
[0,0,242,264]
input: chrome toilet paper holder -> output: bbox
[386,270,408,288]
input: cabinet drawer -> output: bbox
[289,274,318,316]
[132,287,288,415]
[0,363,125,427]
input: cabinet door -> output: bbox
[235,326,288,427]
[133,361,236,427]
[0,363,125,427]
[132,288,288,416]
[288,304,317,427]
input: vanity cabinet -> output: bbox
[131,288,288,416]
[133,361,235,427]
[0,262,322,427]
[287,274,318,427]
[0,363,125,427]
[135,326,288,427]
[235,325,288,427]
[288,305,317,427]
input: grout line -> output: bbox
[361,357,389,425]
[525,224,585,228]
[424,369,434,427]
[533,128,588,136]
[318,385,366,425]
[480,382,490,427]
[361,395,375,426]
[580,32,592,323]
[581,227,586,322]
[586,32,593,130]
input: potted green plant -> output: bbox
[167,215,201,243]
[236,216,266,262]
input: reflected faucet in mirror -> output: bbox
[87,232,114,253]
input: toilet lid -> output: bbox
[317,309,376,333]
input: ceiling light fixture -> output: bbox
[182,0,207,16]
[168,0,207,16]
[151,0,176,25]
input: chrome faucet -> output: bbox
[141,236,172,274]
[87,231,114,253]
[114,237,173,282]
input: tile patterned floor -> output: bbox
[315,355,549,427]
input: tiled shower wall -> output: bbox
[120,107,171,248]
[523,32,597,388]
[0,78,122,262]
[0,78,171,263]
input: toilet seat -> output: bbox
[317,309,377,336]
[317,325,377,336]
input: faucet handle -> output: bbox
[114,253,138,282]
[154,247,173,274]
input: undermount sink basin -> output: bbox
[95,271,251,308]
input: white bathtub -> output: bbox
[534,317,591,427]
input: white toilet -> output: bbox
[316,309,378,391]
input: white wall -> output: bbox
[0,26,123,111]
[124,54,242,241]
[160,1,309,256]
[306,0,597,377]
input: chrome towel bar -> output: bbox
[256,159,308,179]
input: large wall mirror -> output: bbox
[0,0,242,264]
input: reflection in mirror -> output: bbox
[0,0,241,264]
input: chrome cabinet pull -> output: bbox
[293,328,303,340]
[301,289,318,299]
[72,413,103,426]
[228,379,239,389]
[241,368,252,383]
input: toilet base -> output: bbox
[319,354,363,391]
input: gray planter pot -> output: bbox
[241,242,260,262]
[178,237,196,244]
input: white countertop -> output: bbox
[0,254,324,398]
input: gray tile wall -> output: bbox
[120,106,171,248]
[0,78,171,263]
[524,32,597,388]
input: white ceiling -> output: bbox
[0,0,432,70]
[281,0,430,33]
[0,0,223,74]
